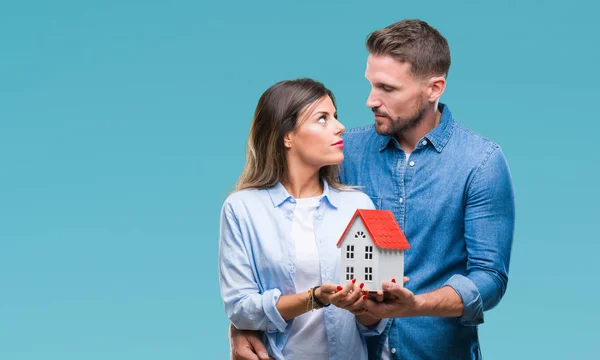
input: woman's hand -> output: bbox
[316,280,368,315]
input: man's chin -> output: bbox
[374,122,393,136]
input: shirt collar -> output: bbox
[378,103,455,153]
[267,179,339,209]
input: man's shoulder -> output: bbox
[452,122,498,146]
[345,124,375,134]
[343,124,382,155]
[449,121,501,157]
[344,124,377,141]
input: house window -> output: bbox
[365,267,373,281]
[346,245,354,259]
[355,230,366,239]
[365,246,373,260]
[345,266,354,281]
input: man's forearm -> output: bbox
[413,285,463,317]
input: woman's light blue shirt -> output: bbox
[218,181,376,360]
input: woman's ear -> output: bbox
[284,132,293,149]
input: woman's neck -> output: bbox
[283,163,322,199]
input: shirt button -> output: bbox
[409,161,415,167]
[391,348,396,354]
[399,198,403,203]
[422,140,428,145]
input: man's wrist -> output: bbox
[412,294,427,317]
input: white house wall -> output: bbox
[377,249,405,289]
[339,217,380,289]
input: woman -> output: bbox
[218,78,378,360]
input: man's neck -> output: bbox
[395,105,441,154]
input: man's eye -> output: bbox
[382,86,394,92]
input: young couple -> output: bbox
[219,19,515,360]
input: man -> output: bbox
[230,19,515,359]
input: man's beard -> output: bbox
[372,99,426,136]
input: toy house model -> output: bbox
[336,209,410,291]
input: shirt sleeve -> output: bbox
[218,200,288,333]
[444,146,515,326]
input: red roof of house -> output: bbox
[336,209,410,250]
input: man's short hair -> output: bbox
[366,19,451,79]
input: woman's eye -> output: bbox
[318,116,327,124]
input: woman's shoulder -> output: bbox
[222,188,269,209]
[332,188,375,209]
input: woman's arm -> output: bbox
[219,201,288,332]
[220,198,372,330]
[275,292,311,320]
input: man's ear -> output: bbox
[428,76,447,102]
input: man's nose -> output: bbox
[366,90,380,109]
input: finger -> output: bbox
[232,347,259,360]
[346,293,368,311]
[382,281,414,301]
[340,282,364,307]
[390,277,410,285]
[361,298,384,317]
[328,281,354,304]
[318,282,342,304]
[381,281,401,299]
[340,280,354,296]
[230,326,264,360]
[247,335,270,360]
[345,283,364,303]
[341,292,364,311]
[319,282,339,294]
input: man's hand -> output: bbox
[362,278,463,319]
[361,279,420,319]
[229,324,273,360]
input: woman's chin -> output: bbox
[319,155,344,167]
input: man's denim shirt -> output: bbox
[340,104,516,359]
[219,181,378,360]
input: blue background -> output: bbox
[1,0,598,358]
